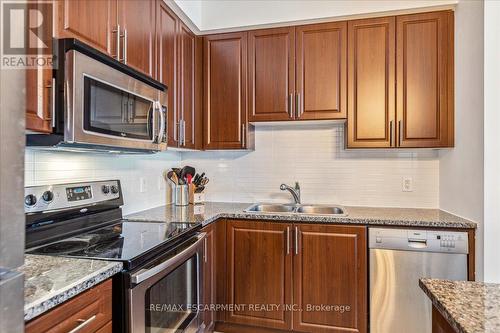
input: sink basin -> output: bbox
[245,204,296,213]
[244,203,346,216]
[296,205,345,215]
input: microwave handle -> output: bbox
[150,101,157,143]
[131,233,206,284]
[157,101,165,144]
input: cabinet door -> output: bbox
[396,11,454,148]
[119,0,155,77]
[157,1,178,147]
[204,33,248,149]
[178,23,203,150]
[202,223,216,332]
[296,22,347,120]
[248,27,295,121]
[347,17,395,148]
[55,0,117,57]
[226,220,292,330]
[293,224,367,333]
[26,68,52,133]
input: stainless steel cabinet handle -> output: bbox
[286,227,290,255]
[296,93,301,118]
[112,25,121,61]
[389,120,393,146]
[294,226,299,255]
[204,238,208,263]
[288,93,293,118]
[123,28,128,64]
[68,315,96,333]
[398,120,402,146]
[182,120,186,146]
[241,123,246,148]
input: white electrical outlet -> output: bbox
[402,177,413,192]
[139,177,147,193]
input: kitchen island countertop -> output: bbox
[420,278,500,333]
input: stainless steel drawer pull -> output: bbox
[68,315,96,333]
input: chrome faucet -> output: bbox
[280,182,301,204]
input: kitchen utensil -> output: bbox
[186,174,193,184]
[193,173,200,185]
[195,173,205,186]
[170,172,179,185]
[179,166,196,180]
[200,178,209,186]
[195,185,205,193]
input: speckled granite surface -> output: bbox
[420,278,500,333]
[21,254,122,321]
[125,202,477,229]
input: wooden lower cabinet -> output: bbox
[25,279,112,333]
[223,220,367,333]
[431,306,455,333]
[226,220,293,330]
[293,224,367,333]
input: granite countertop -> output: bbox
[21,254,122,321]
[420,278,500,333]
[125,202,477,229]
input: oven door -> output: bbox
[128,233,206,333]
[65,49,167,151]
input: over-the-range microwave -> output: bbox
[27,39,168,153]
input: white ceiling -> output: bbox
[173,0,458,32]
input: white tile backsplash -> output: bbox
[181,123,440,208]
[25,149,181,214]
[25,123,440,212]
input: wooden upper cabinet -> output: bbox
[156,1,178,147]
[396,11,454,148]
[293,224,367,333]
[226,220,292,330]
[296,22,347,120]
[178,23,203,150]
[118,0,155,77]
[204,32,249,150]
[54,0,117,57]
[26,68,52,133]
[248,27,295,122]
[347,17,395,148]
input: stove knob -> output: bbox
[110,185,119,194]
[25,194,37,206]
[42,191,54,203]
[101,185,110,194]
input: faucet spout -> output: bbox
[280,182,301,204]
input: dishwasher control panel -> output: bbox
[369,228,469,254]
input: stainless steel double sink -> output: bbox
[244,203,347,216]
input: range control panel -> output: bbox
[24,180,121,214]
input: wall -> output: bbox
[483,0,500,283]
[25,150,180,215]
[439,0,484,280]
[175,0,457,31]
[182,123,439,207]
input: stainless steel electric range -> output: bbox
[25,180,206,333]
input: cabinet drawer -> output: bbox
[26,279,112,333]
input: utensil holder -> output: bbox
[175,184,189,206]
[189,184,205,205]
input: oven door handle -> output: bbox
[130,233,206,284]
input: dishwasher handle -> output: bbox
[407,239,428,249]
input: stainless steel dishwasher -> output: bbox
[369,227,469,333]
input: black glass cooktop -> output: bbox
[26,221,200,269]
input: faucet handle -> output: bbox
[294,182,300,190]
[280,184,288,191]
